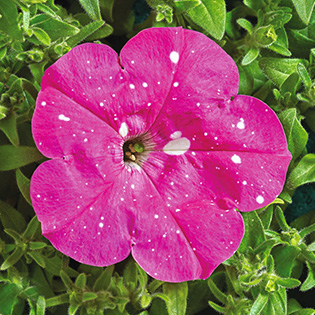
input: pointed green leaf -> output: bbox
[82,292,98,301]
[93,265,114,291]
[163,282,188,315]
[0,46,7,60]
[242,47,259,66]
[0,200,27,233]
[78,0,102,20]
[208,301,226,313]
[60,270,73,290]
[237,18,253,34]
[36,296,46,315]
[207,279,227,304]
[301,261,315,291]
[23,216,40,239]
[250,293,269,315]
[287,154,315,189]
[278,108,308,161]
[292,0,315,25]
[0,114,19,146]
[16,169,32,205]
[1,247,24,270]
[75,273,86,289]
[27,251,46,268]
[275,206,290,232]
[32,27,51,46]
[277,277,301,288]
[297,63,312,89]
[67,20,104,47]
[186,0,226,40]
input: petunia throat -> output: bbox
[123,139,145,162]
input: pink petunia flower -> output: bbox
[30,27,291,282]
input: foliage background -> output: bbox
[1,0,315,314]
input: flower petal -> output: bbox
[33,87,122,163]
[30,159,131,266]
[132,199,244,282]
[145,95,291,212]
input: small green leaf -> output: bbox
[186,0,226,40]
[140,294,152,309]
[16,169,32,205]
[208,300,226,313]
[29,242,46,250]
[23,216,40,239]
[301,261,315,291]
[163,282,188,315]
[207,279,227,304]
[67,20,104,47]
[237,18,253,34]
[0,46,7,60]
[0,200,27,233]
[1,247,24,270]
[297,63,312,89]
[32,27,51,46]
[36,296,46,315]
[93,265,114,291]
[308,242,315,251]
[287,154,315,189]
[259,58,306,87]
[292,0,315,25]
[27,251,46,268]
[255,25,277,47]
[278,108,308,161]
[78,0,102,20]
[244,0,264,10]
[242,47,259,66]
[45,294,69,307]
[0,114,19,146]
[75,273,86,289]
[275,206,290,232]
[277,277,301,288]
[60,270,73,290]
[0,145,43,171]
[250,293,269,315]
[82,292,98,301]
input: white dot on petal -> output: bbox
[99,222,104,228]
[58,114,70,121]
[119,122,129,137]
[131,60,135,64]
[175,209,181,212]
[163,137,190,155]
[129,84,135,89]
[169,51,179,64]
[256,195,264,204]
[173,82,179,87]
[154,214,159,219]
[142,82,148,88]
[131,184,135,189]
[242,181,247,185]
[41,101,46,106]
[231,154,241,164]
[100,102,104,107]
[237,118,245,129]
[170,131,182,139]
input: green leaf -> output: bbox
[75,273,87,289]
[78,0,102,20]
[278,108,308,161]
[275,206,290,232]
[93,265,113,291]
[237,18,253,34]
[0,114,19,146]
[82,292,98,301]
[36,296,46,315]
[0,200,27,233]
[244,0,264,10]
[301,261,315,291]
[31,27,51,46]
[292,0,315,25]
[46,294,69,307]
[29,242,46,250]
[0,0,23,40]
[0,145,43,171]
[23,216,40,239]
[272,245,301,277]
[208,300,226,313]
[60,270,73,290]
[174,0,201,13]
[238,211,266,253]
[0,46,7,60]
[1,247,24,270]
[259,58,305,87]
[67,20,104,47]
[27,251,46,268]
[297,62,312,89]
[163,282,188,315]
[277,277,301,288]
[250,292,269,315]
[85,23,113,41]
[242,47,259,66]
[287,154,315,189]
[16,169,32,205]
[0,283,20,315]
[185,0,226,40]
[207,279,227,304]
[30,15,80,41]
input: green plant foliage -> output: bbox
[1,0,315,314]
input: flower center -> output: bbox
[123,139,145,162]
